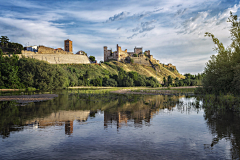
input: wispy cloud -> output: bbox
[127,33,138,39]
[128,20,156,38]
[175,8,188,17]
[105,11,130,23]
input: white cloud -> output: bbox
[0,0,239,74]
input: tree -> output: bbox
[203,12,240,94]
[103,78,117,87]
[163,77,166,86]
[168,75,172,86]
[175,77,179,87]
[89,56,95,62]
[133,54,138,57]
[0,36,9,47]
[130,58,134,64]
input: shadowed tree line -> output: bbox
[162,73,204,87]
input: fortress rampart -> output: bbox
[131,57,150,66]
[38,46,73,54]
[18,45,91,64]
[19,53,90,64]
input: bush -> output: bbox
[103,78,117,87]
[92,77,102,86]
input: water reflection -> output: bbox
[203,103,240,159]
[0,93,181,138]
[1,91,240,159]
[25,110,90,135]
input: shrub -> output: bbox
[103,78,118,87]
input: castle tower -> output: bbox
[104,46,108,62]
[134,46,143,55]
[64,39,73,52]
[145,50,150,56]
[117,44,120,61]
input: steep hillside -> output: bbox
[62,61,184,83]
[101,61,184,83]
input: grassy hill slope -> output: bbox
[61,61,184,83]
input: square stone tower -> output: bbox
[134,47,142,55]
[64,39,73,52]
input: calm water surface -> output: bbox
[0,91,239,159]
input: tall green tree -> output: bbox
[163,77,166,86]
[203,12,240,94]
[168,75,172,86]
[0,36,9,47]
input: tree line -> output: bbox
[0,49,161,90]
[162,73,204,87]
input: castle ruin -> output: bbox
[104,44,152,62]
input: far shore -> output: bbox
[68,86,199,89]
[0,86,200,92]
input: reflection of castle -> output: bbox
[104,109,152,129]
[25,110,90,135]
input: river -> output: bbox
[0,90,239,159]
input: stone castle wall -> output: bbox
[19,45,90,64]
[131,57,150,66]
[134,48,142,55]
[117,45,128,61]
[18,53,90,64]
[38,46,73,54]
[162,63,177,70]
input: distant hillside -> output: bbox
[100,61,184,83]
[62,61,184,83]
[0,52,185,89]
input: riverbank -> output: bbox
[0,94,58,104]
[111,87,196,95]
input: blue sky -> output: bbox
[0,0,240,74]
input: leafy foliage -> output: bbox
[0,36,23,54]
[162,73,203,87]
[203,12,240,95]
[89,56,95,62]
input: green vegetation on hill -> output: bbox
[0,51,163,89]
[162,73,204,87]
[0,37,192,90]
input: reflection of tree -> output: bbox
[203,104,240,159]
[175,96,202,114]
[0,91,87,138]
[0,91,182,138]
